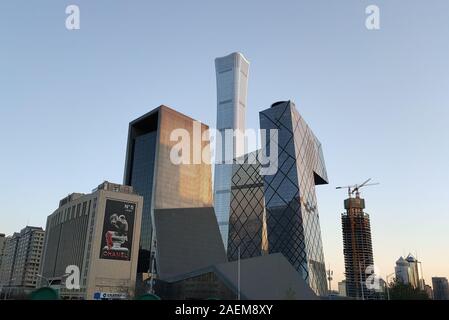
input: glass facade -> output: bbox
[124,106,213,276]
[214,52,249,249]
[130,131,157,272]
[227,152,268,262]
[259,100,328,296]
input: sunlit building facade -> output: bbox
[214,52,249,249]
[259,100,329,296]
[40,182,143,300]
[395,254,424,290]
[124,105,213,281]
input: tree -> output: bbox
[388,280,429,300]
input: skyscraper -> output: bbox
[395,254,424,290]
[341,194,375,299]
[259,100,329,296]
[227,151,268,262]
[214,52,249,249]
[432,277,449,300]
[123,105,213,280]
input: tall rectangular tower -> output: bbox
[432,277,449,300]
[214,52,249,249]
[227,151,268,262]
[124,105,213,277]
[341,196,376,299]
[259,100,329,296]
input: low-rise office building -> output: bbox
[40,181,143,300]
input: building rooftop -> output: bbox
[163,253,318,300]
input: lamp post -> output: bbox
[385,272,395,300]
[36,274,51,287]
[36,273,70,288]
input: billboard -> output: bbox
[100,200,135,261]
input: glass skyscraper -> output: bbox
[214,52,249,249]
[227,151,268,262]
[259,100,329,296]
[124,105,213,275]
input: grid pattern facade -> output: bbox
[227,152,268,261]
[259,101,328,296]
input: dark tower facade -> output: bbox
[259,100,329,296]
[341,196,375,299]
[227,151,268,262]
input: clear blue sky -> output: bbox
[1,0,448,286]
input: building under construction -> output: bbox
[338,179,378,299]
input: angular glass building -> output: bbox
[124,105,213,276]
[214,52,249,249]
[227,151,268,262]
[259,100,329,296]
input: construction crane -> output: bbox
[336,178,379,198]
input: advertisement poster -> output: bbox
[100,200,135,261]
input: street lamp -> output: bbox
[36,274,51,287]
[36,273,71,288]
[385,272,395,300]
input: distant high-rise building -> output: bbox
[341,194,376,299]
[0,234,19,287]
[395,254,424,289]
[395,256,410,284]
[40,181,143,300]
[0,226,45,296]
[214,52,249,249]
[432,277,449,300]
[123,105,213,280]
[259,100,329,296]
